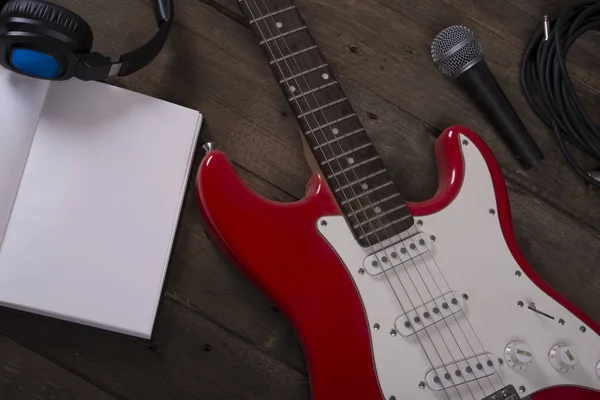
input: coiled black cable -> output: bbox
[521,0,600,188]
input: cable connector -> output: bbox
[543,15,550,41]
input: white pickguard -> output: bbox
[318,134,600,400]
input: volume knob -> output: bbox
[505,341,533,370]
[549,344,577,373]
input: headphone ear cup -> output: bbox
[1,0,93,52]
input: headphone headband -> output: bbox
[0,0,174,80]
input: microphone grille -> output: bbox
[431,26,483,77]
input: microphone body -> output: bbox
[456,61,544,168]
[431,26,543,169]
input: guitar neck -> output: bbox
[238,0,414,246]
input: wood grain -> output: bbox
[0,335,116,400]
[1,0,599,399]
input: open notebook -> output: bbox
[0,69,202,339]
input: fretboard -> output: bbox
[238,0,414,246]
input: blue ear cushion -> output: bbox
[1,0,93,52]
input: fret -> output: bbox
[347,193,400,217]
[353,204,407,229]
[335,169,386,192]
[321,143,372,165]
[248,5,295,23]
[297,98,347,119]
[290,81,337,101]
[259,26,307,45]
[305,114,356,134]
[341,182,393,205]
[327,156,380,179]
[270,45,318,65]
[313,128,363,150]
[280,64,327,83]
[358,215,413,240]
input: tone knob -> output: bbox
[549,344,577,373]
[505,341,533,370]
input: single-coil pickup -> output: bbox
[425,353,500,391]
[363,233,431,276]
[395,291,464,337]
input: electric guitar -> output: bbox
[195,0,600,399]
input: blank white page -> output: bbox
[0,79,201,338]
[0,70,49,247]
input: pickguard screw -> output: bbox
[498,358,504,365]
[432,307,440,314]
[451,298,458,305]
[414,316,421,324]
[430,235,436,241]
[371,261,378,267]
[381,256,388,263]
[487,360,493,367]
[404,321,411,328]
[519,386,526,393]
[400,248,407,254]
[558,318,565,325]
[409,243,417,250]
[373,323,380,330]
[389,396,396,400]
[515,270,522,277]
[320,220,327,227]
[390,329,397,336]
[417,220,423,226]
[462,140,469,146]
[418,381,426,389]
[581,326,587,333]
[444,373,451,380]
[442,302,449,309]
[358,268,365,275]
[391,252,398,258]
[462,293,469,300]
[423,312,430,319]
[489,208,496,215]
[517,301,524,307]
[419,239,426,246]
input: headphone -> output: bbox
[0,0,173,80]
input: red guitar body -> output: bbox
[196,126,600,400]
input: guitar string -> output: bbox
[257,6,506,395]
[242,2,466,399]
[243,1,503,397]
[250,1,500,397]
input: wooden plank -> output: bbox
[0,334,116,400]
[0,298,309,400]
[208,0,600,230]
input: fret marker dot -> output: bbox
[275,21,283,29]
[289,85,296,93]
[332,128,339,135]
[347,157,355,165]
[361,183,368,190]
[322,73,330,80]
[374,206,382,214]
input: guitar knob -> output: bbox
[549,344,577,373]
[505,341,533,370]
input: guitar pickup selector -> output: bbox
[362,233,432,276]
[395,291,464,337]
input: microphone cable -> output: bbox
[521,0,600,188]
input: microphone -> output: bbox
[431,26,543,168]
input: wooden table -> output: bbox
[1,0,599,398]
